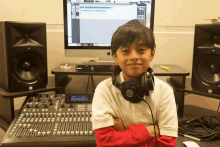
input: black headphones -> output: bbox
[112,65,155,103]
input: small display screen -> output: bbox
[71,95,88,102]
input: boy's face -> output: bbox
[113,39,155,81]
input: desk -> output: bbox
[177,105,220,147]
[51,64,190,118]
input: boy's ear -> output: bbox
[113,54,119,64]
[150,50,155,61]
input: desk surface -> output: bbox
[177,105,220,147]
[51,64,190,76]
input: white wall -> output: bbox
[0,0,219,113]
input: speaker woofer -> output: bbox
[196,53,220,85]
[12,53,45,85]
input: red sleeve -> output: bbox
[95,124,177,147]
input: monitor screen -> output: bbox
[63,0,155,50]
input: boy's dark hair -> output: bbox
[111,19,156,57]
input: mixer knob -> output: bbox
[61,103,65,108]
[50,101,53,105]
[44,103,48,108]
[49,98,52,101]
[26,104,30,108]
[28,97,33,102]
[70,104,73,108]
[55,94,57,97]
[46,94,49,97]
[35,104,39,108]
[37,98,41,102]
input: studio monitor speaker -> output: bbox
[0,21,48,92]
[191,24,220,95]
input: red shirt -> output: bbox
[95,124,177,147]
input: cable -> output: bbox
[178,116,220,141]
[217,101,220,112]
[85,75,96,94]
[86,75,90,94]
[137,95,158,147]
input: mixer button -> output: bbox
[53,132,56,135]
[80,131,83,136]
[76,130,79,135]
[54,129,57,132]
[57,131,61,136]
[34,129,38,134]
[66,131,70,135]
[27,124,31,128]
[42,132,46,136]
[47,131,51,135]
[9,132,13,137]
[62,131,65,136]
[71,131,75,135]
[29,129,33,133]
[51,119,55,122]
[23,124,27,128]
[89,131,93,136]
[85,131,88,135]
[37,132,41,137]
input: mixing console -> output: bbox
[0,94,96,147]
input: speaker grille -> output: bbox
[12,53,45,85]
[196,53,220,85]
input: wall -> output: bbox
[0,0,219,113]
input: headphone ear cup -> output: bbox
[142,72,154,96]
[121,80,143,103]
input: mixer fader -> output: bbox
[0,94,96,147]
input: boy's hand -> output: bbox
[113,117,126,131]
[147,124,160,139]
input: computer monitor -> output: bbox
[63,0,155,62]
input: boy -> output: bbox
[92,19,178,147]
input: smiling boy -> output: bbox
[92,19,178,147]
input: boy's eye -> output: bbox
[122,49,145,53]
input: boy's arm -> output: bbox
[95,124,152,147]
[111,118,176,147]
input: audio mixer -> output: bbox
[0,94,96,147]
